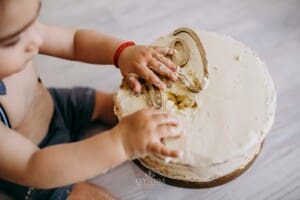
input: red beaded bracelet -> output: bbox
[113,41,136,68]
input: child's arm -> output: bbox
[38,22,178,93]
[0,123,126,189]
[0,109,183,189]
[38,22,125,65]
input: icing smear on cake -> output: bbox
[114,30,276,182]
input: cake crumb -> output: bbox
[234,55,240,61]
[164,157,172,164]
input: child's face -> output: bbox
[0,0,42,79]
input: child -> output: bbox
[0,0,184,199]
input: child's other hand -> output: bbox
[118,45,178,94]
[112,108,185,159]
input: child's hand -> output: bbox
[112,108,185,159]
[118,45,178,94]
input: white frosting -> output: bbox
[114,30,276,182]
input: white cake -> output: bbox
[114,28,276,186]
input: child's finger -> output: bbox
[160,146,182,158]
[124,73,142,94]
[148,59,177,81]
[157,124,185,138]
[148,142,180,158]
[136,63,165,89]
[153,47,175,56]
[151,112,179,126]
[153,53,178,72]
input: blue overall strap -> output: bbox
[0,80,10,127]
[0,104,11,128]
[0,80,7,95]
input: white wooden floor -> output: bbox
[31,0,300,199]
